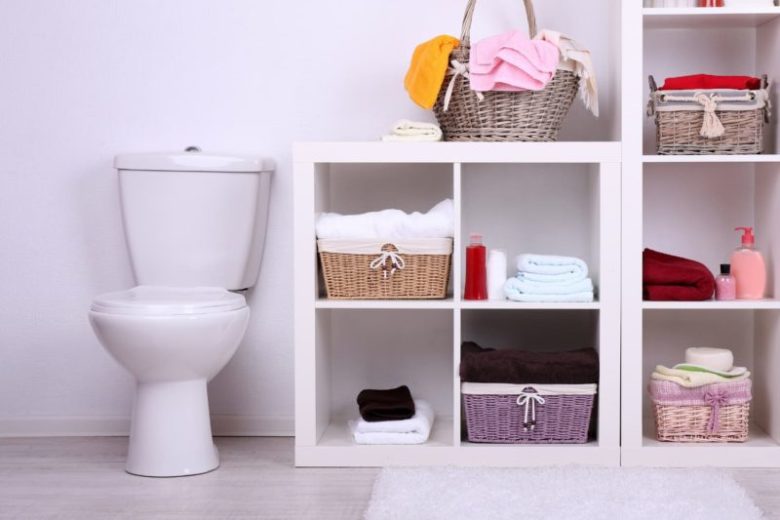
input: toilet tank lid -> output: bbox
[114,152,275,173]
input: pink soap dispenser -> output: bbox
[730,227,766,300]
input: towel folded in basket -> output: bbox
[357,385,416,422]
[659,74,762,91]
[315,199,454,240]
[349,399,434,445]
[459,341,599,385]
[643,248,715,301]
[469,30,559,92]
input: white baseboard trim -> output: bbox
[0,415,294,438]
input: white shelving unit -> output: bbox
[623,2,780,467]
[294,143,621,467]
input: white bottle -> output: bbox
[487,249,508,301]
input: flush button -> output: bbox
[185,146,201,153]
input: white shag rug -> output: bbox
[364,467,763,520]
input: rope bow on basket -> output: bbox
[369,244,406,279]
[703,389,729,434]
[517,387,545,432]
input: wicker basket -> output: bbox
[317,238,452,300]
[433,0,579,142]
[648,75,770,155]
[649,379,751,443]
[462,382,596,444]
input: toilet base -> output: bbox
[126,379,219,477]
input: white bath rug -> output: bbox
[363,466,763,520]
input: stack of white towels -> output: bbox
[503,254,595,303]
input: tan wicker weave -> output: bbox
[433,0,579,142]
[650,75,768,155]
[653,402,750,443]
[318,241,451,300]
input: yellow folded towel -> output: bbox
[404,35,460,110]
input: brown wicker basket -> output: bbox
[433,0,579,142]
[649,75,770,155]
[317,238,452,300]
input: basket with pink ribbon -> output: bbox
[649,347,751,443]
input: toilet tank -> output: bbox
[114,151,274,290]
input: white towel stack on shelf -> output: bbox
[503,254,595,303]
[349,400,435,445]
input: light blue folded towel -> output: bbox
[515,254,589,280]
[503,289,595,303]
[505,276,594,296]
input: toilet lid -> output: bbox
[91,286,247,316]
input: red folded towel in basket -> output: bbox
[643,248,716,301]
[659,74,762,91]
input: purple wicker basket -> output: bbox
[462,383,596,444]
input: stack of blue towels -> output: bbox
[503,254,595,303]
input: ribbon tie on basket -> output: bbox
[694,93,725,139]
[517,388,545,432]
[369,250,406,279]
[443,59,484,112]
[703,390,729,434]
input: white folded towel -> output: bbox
[504,276,593,296]
[516,254,589,278]
[349,399,435,445]
[316,199,454,240]
[503,290,594,303]
[381,120,442,142]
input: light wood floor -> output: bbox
[2,437,780,519]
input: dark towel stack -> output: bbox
[356,385,416,422]
[459,341,599,384]
[643,248,715,301]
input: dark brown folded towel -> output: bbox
[459,341,599,385]
[357,385,416,422]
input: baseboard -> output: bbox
[0,415,294,438]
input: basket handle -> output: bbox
[460,0,538,47]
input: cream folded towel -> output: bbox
[382,120,442,142]
[349,399,435,445]
[651,365,751,388]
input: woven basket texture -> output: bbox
[433,0,579,142]
[463,393,595,444]
[318,242,451,300]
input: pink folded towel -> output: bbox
[469,30,559,92]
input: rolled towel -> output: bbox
[460,342,599,385]
[504,276,593,296]
[315,199,454,240]
[516,254,589,279]
[381,120,442,142]
[349,400,434,445]
[357,385,415,422]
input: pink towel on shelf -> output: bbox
[469,30,559,92]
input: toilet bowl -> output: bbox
[89,286,250,477]
[90,150,273,477]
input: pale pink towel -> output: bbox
[469,30,559,92]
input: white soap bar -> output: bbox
[487,249,508,301]
[685,347,734,372]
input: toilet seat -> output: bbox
[91,286,246,316]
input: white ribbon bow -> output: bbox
[517,388,546,432]
[369,250,406,279]
[443,59,484,112]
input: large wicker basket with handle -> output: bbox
[433,0,580,142]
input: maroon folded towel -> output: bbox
[357,385,416,422]
[459,342,599,385]
[643,248,715,301]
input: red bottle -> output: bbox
[464,233,488,300]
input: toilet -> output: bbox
[89,151,273,477]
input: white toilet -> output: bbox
[89,150,273,477]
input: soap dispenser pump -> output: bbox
[730,227,766,300]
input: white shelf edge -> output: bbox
[642,299,780,310]
[643,154,780,163]
[644,7,780,16]
[294,142,622,164]
[314,299,601,311]
[643,7,780,29]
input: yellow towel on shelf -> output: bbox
[404,35,459,110]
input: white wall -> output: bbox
[0,0,620,436]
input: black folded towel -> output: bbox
[357,385,416,422]
[459,341,599,385]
